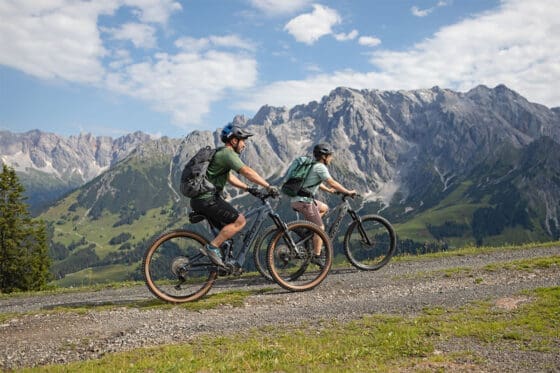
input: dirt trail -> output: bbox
[1,246,559,370]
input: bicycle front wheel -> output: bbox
[267,220,332,292]
[143,230,217,303]
[344,215,396,270]
[254,225,310,282]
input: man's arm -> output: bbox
[237,166,271,189]
[227,172,249,190]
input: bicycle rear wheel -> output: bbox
[143,230,217,303]
[343,215,396,270]
[267,220,332,292]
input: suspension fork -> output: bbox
[269,212,301,252]
[348,210,373,245]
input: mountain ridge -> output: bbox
[2,84,559,284]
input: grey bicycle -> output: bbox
[142,188,333,303]
[254,193,397,281]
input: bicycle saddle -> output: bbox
[188,211,206,224]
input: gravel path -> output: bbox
[1,245,559,371]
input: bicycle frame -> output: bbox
[299,195,374,246]
[205,197,291,269]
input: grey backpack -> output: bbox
[180,146,217,198]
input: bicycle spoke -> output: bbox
[143,230,217,303]
[344,216,396,271]
[267,221,332,291]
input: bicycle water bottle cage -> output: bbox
[188,211,206,224]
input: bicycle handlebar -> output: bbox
[334,191,359,200]
[247,187,279,201]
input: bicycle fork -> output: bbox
[348,210,373,246]
[269,213,307,258]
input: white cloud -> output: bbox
[0,0,111,83]
[248,0,312,16]
[122,0,182,24]
[105,23,157,49]
[175,35,256,52]
[411,6,431,17]
[208,35,256,51]
[284,4,341,45]
[238,0,560,110]
[0,0,181,83]
[411,1,448,17]
[358,36,381,47]
[334,29,359,41]
[105,50,257,126]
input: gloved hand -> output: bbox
[247,187,260,196]
[266,185,280,198]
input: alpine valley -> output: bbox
[1,84,559,286]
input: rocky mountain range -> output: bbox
[1,84,559,285]
[0,130,154,213]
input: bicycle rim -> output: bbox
[344,215,396,270]
[267,221,332,291]
[143,230,217,303]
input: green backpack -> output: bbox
[281,156,320,197]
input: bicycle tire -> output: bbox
[252,226,277,282]
[253,225,309,282]
[343,215,396,271]
[143,230,218,303]
[266,220,332,292]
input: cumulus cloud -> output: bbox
[104,23,157,49]
[106,51,257,126]
[358,36,381,47]
[248,0,312,16]
[237,0,560,111]
[0,0,181,83]
[123,0,182,24]
[411,6,431,17]
[0,0,110,83]
[284,4,341,45]
[334,29,359,41]
[411,1,448,17]
[0,0,259,129]
[175,35,256,52]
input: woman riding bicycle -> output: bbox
[190,124,278,267]
[288,143,356,266]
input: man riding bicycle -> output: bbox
[190,124,278,267]
[288,143,356,266]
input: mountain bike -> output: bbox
[142,188,333,303]
[254,193,397,281]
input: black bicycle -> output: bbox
[254,193,397,281]
[142,188,333,303]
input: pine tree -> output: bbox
[0,163,51,293]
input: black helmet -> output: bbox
[220,124,254,143]
[313,143,333,158]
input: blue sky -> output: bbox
[1,0,558,138]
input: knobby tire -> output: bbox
[143,230,217,303]
[343,215,396,271]
[266,220,332,292]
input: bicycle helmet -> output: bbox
[313,143,333,158]
[220,124,254,143]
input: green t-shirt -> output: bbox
[195,147,246,199]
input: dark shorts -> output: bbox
[190,194,240,229]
